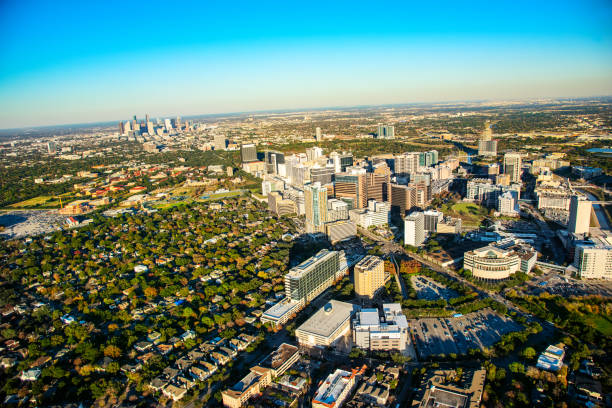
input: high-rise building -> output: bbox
[164,118,172,131]
[47,141,56,154]
[214,134,227,151]
[335,173,367,209]
[354,255,385,299]
[573,244,612,279]
[568,195,592,234]
[285,249,346,304]
[478,140,498,156]
[304,182,328,233]
[240,143,257,163]
[498,191,519,216]
[419,150,439,167]
[478,121,497,156]
[124,121,132,133]
[315,127,322,141]
[377,124,395,139]
[390,184,416,215]
[423,210,443,233]
[310,166,335,185]
[503,152,522,183]
[145,114,150,124]
[146,121,154,135]
[404,211,425,247]
[265,151,285,175]
[394,153,420,177]
[366,164,391,202]
[118,122,125,135]
[306,146,323,161]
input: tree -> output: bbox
[521,347,536,361]
[104,344,122,358]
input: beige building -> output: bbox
[354,255,385,299]
[412,368,486,408]
[222,366,271,408]
[463,246,520,281]
[568,195,592,234]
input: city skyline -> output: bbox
[1,0,612,128]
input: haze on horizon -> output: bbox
[1,0,611,129]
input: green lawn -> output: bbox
[440,201,489,226]
[588,315,612,337]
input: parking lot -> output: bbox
[409,309,523,359]
[411,275,458,301]
[0,210,67,240]
[525,273,612,297]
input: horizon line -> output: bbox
[2,94,611,133]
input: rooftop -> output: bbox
[259,343,299,372]
[286,249,336,278]
[296,300,359,339]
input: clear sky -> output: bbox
[1,0,611,128]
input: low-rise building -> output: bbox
[295,300,360,349]
[536,345,565,372]
[312,366,367,408]
[353,303,410,351]
[222,366,271,408]
[411,368,486,408]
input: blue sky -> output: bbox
[0,0,611,128]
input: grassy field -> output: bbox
[589,315,612,337]
[199,190,243,201]
[440,201,489,227]
[8,194,75,209]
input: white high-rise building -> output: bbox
[315,127,322,141]
[498,191,519,216]
[404,211,425,247]
[573,244,612,279]
[164,118,172,131]
[568,195,591,234]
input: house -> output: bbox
[149,377,168,392]
[134,341,153,352]
[211,351,231,366]
[147,332,162,343]
[180,330,196,341]
[19,368,41,381]
[163,384,187,401]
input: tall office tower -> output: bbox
[423,210,443,233]
[176,116,181,128]
[118,121,125,135]
[377,124,395,139]
[419,150,439,167]
[265,151,285,175]
[164,118,172,131]
[478,121,498,156]
[133,115,137,124]
[335,173,367,209]
[306,146,323,161]
[482,121,493,140]
[503,152,522,183]
[405,211,425,247]
[354,255,385,299]
[284,249,345,304]
[213,134,227,151]
[366,164,391,202]
[311,166,335,185]
[315,127,322,141]
[573,244,612,279]
[47,141,56,154]
[146,121,154,135]
[390,184,416,215]
[478,140,498,156]
[394,153,420,177]
[304,182,328,233]
[124,120,132,133]
[240,143,257,163]
[145,114,150,124]
[568,195,592,234]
